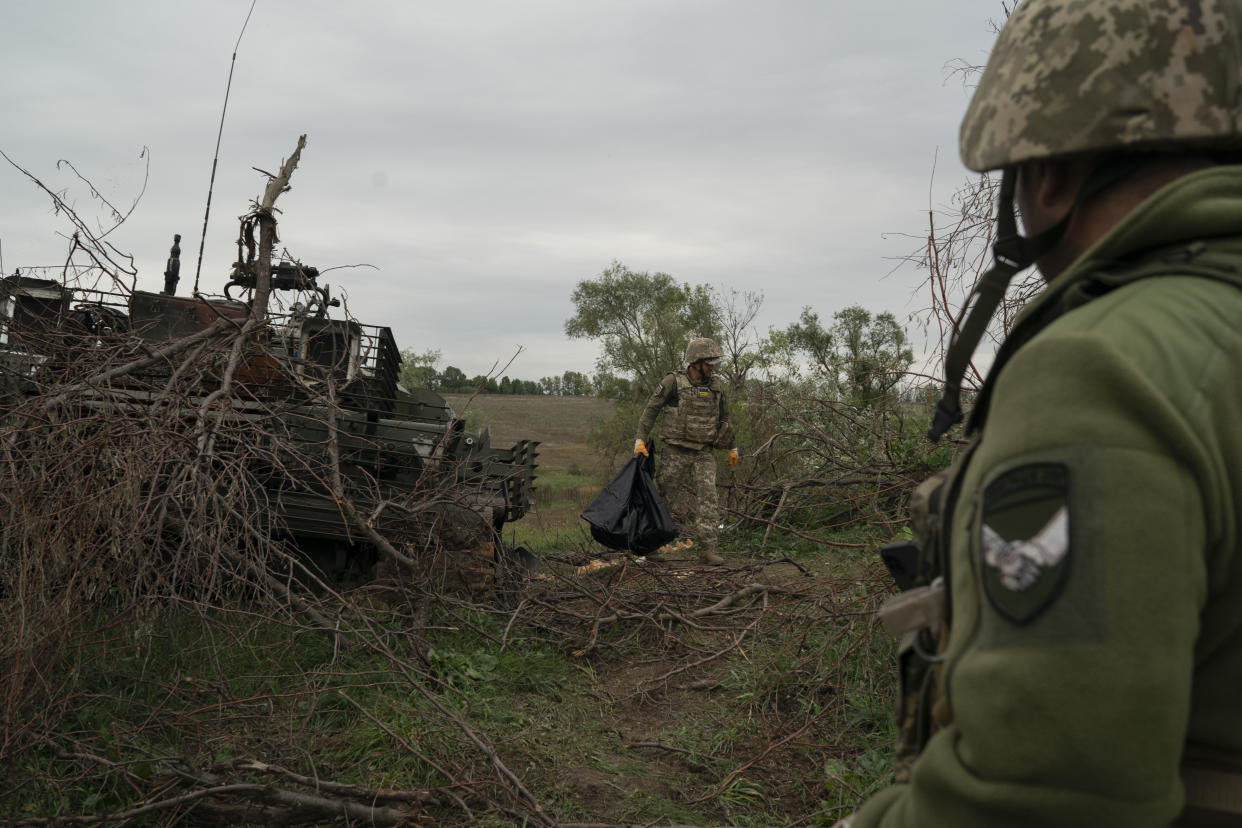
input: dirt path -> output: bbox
[519,548,859,823]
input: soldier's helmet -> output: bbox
[684,337,723,365]
[960,0,1242,173]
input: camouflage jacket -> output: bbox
[854,166,1242,827]
[635,370,732,451]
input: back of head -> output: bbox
[929,0,1242,443]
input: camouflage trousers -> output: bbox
[656,443,718,555]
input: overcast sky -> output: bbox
[1,1,1003,381]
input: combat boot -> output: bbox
[657,539,694,556]
[699,548,724,565]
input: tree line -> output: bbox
[398,348,632,397]
[402,259,917,408]
[564,260,916,407]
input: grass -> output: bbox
[6,603,597,807]
[442,393,614,447]
[3,393,907,825]
[454,392,901,822]
[5,544,898,825]
[445,393,616,553]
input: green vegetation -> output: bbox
[565,260,719,391]
[1,247,954,824]
[399,348,623,398]
[506,465,603,556]
[0,530,899,823]
[0,380,916,825]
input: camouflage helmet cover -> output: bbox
[960,0,1242,172]
[684,337,723,364]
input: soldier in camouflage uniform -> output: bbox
[634,337,739,565]
[837,1,1242,826]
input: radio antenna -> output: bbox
[192,0,257,294]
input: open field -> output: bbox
[445,393,621,549]
[444,393,615,474]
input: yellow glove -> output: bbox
[634,439,649,457]
[727,448,739,466]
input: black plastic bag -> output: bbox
[580,443,678,553]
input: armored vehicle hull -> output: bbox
[0,260,538,593]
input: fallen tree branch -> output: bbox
[41,319,235,410]
[231,758,440,805]
[333,692,474,818]
[2,782,268,826]
[637,590,770,692]
[197,134,305,458]
[589,583,790,627]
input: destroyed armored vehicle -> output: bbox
[0,237,537,591]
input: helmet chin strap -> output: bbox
[927,168,1069,442]
[927,156,1149,442]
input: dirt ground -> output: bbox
[440,393,879,823]
[515,546,865,823]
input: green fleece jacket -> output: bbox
[854,166,1242,827]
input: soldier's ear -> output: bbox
[1018,157,1091,234]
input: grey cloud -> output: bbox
[1,1,1001,380]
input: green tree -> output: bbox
[715,288,764,390]
[780,308,836,376]
[468,374,499,394]
[591,371,633,399]
[779,305,913,407]
[560,370,591,396]
[831,306,914,407]
[398,348,441,390]
[565,261,718,393]
[439,365,468,392]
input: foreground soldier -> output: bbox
[839,1,1242,826]
[634,337,738,565]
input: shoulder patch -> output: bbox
[980,462,1072,626]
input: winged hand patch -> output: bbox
[982,506,1069,591]
[979,463,1072,626]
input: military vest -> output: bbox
[659,371,722,448]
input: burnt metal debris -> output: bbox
[0,232,538,592]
